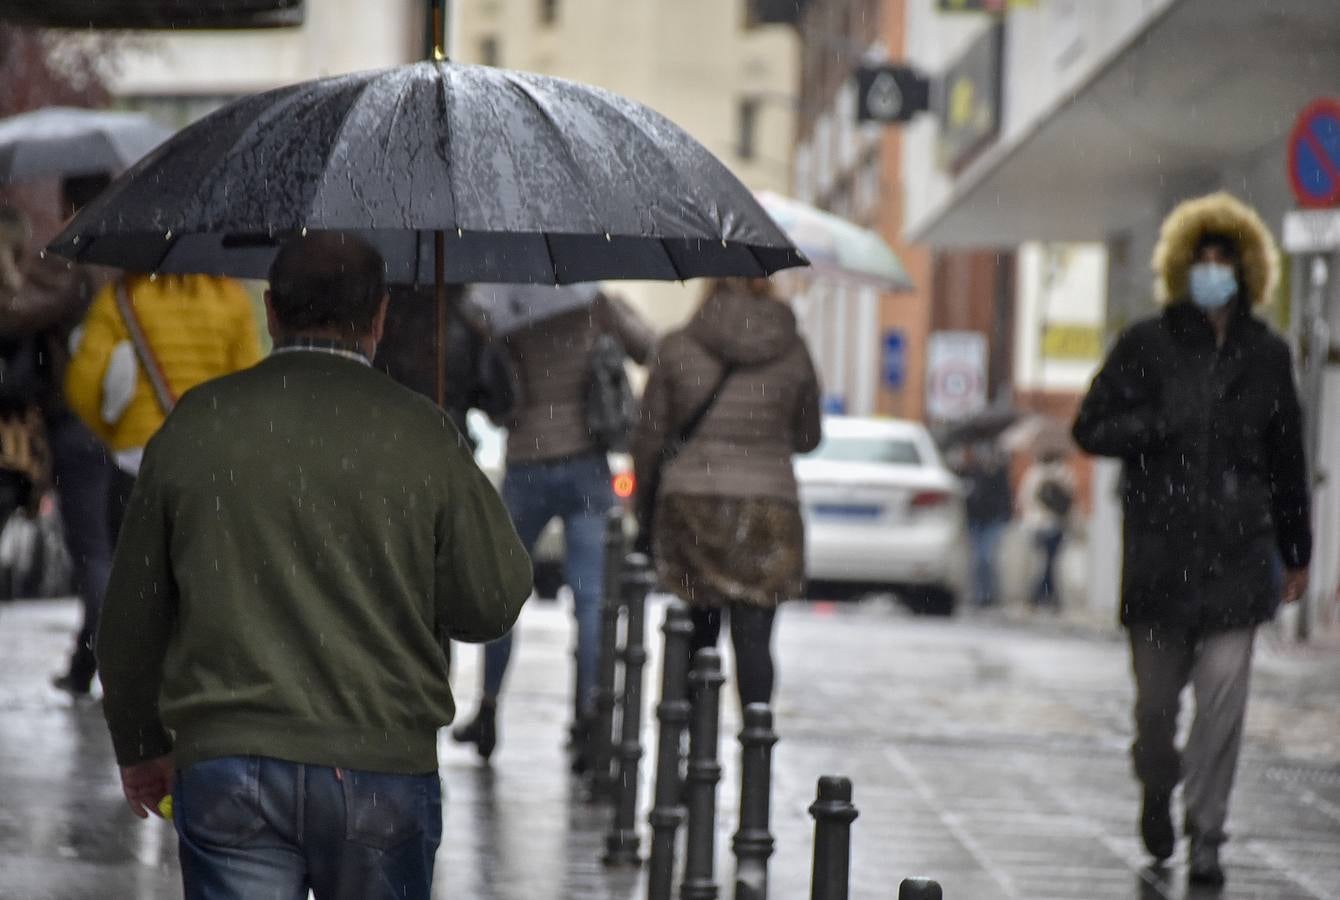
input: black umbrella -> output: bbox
[48,62,804,285]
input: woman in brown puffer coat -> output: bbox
[633,277,821,707]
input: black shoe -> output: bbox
[52,673,92,697]
[451,703,497,761]
[568,715,595,775]
[1140,787,1175,861]
[1188,842,1225,888]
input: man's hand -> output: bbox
[1282,568,1309,605]
[120,755,174,819]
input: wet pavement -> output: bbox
[2,595,1339,899]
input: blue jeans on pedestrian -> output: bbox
[484,452,613,711]
[174,756,442,900]
[968,520,1007,608]
[1033,527,1065,608]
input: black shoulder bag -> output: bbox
[635,361,737,555]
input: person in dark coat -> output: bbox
[374,284,517,449]
[956,441,1013,608]
[1073,192,1311,888]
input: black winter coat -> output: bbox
[1073,301,1311,632]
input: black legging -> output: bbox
[689,604,777,707]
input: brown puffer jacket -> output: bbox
[502,292,654,465]
[633,284,822,505]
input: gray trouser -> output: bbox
[1129,624,1255,848]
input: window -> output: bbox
[479,35,500,67]
[808,436,923,466]
[539,0,559,26]
[737,97,760,162]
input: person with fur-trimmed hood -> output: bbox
[1073,193,1311,887]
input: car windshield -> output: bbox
[808,435,923,466]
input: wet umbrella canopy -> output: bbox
[0,108,173,184]
[48,61,806,285]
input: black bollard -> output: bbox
[647,603,694,900]
[604,552,655,866]
[898,878,943,900]
[590,506,626,801]
[681,648,726,900]
[732,704,777,900]
[808,776,859,900]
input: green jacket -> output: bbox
[97,350,532,774]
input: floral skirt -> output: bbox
[654,495,804,609]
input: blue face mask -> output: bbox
[1189,262,1237,310]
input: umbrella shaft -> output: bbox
[425,0,451,60]
[435,231,448,409]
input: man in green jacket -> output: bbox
[97,232,532,899]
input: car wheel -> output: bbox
[902,586,956,617]
[532,560,565,601]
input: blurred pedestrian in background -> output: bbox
[1073,193,1311,888]
[96,233,530,899]
[0,206,52,532]
[633,277,821,710]
[0,176,117,696]
[956,440,1012,608]
[374,284,517,448]
[65,269,262,540]
[1017,449,1075,610]
[453,289,653,769]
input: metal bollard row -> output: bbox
[647,603,694,900]
[604,551,655,867]
[809,776,859,900]
[681,648,726,900]
[589,507,627,801]
[732,704,777,900]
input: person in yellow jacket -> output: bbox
[66,273,262,536]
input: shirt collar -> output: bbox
[272,337,371,366]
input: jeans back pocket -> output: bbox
[342,769,440,852]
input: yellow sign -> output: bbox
[1041,324,1102,361]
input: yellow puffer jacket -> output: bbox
[66,274,263,453]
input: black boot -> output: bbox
[1188,839,1225,887]
[54,640,96,697]
[1140,786,1174,861]
[451,701,497,761]
[569,714,595,775]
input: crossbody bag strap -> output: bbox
[667,361,738,458]
[113,279,177,416]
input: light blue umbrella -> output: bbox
[0,107,172,184]
[757,191,913,291]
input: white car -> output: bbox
[797,416,969,614]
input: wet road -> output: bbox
[2,596,1339,899]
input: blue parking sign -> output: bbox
[882,331,906,389]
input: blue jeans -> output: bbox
[484,453,613,710]
[968,520,1007,608]
[1034,527,1065,607]
[174,756,441,900]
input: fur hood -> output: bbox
[1152,192,1280,306]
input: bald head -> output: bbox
[267,232,387,339]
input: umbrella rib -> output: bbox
[658,239,686,281]
[542,232,560,284]
[500,72,605,229]
[436,65,461,236]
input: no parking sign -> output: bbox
[1288,99,1340,209]
[926,331,988,421]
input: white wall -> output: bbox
[109,0,420,96]
[901,0,1177,243]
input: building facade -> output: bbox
[792,0,1012,421]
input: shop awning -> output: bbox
[910,0,1340,247]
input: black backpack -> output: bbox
[584,333,635,452]
[1037,478,1074,518]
